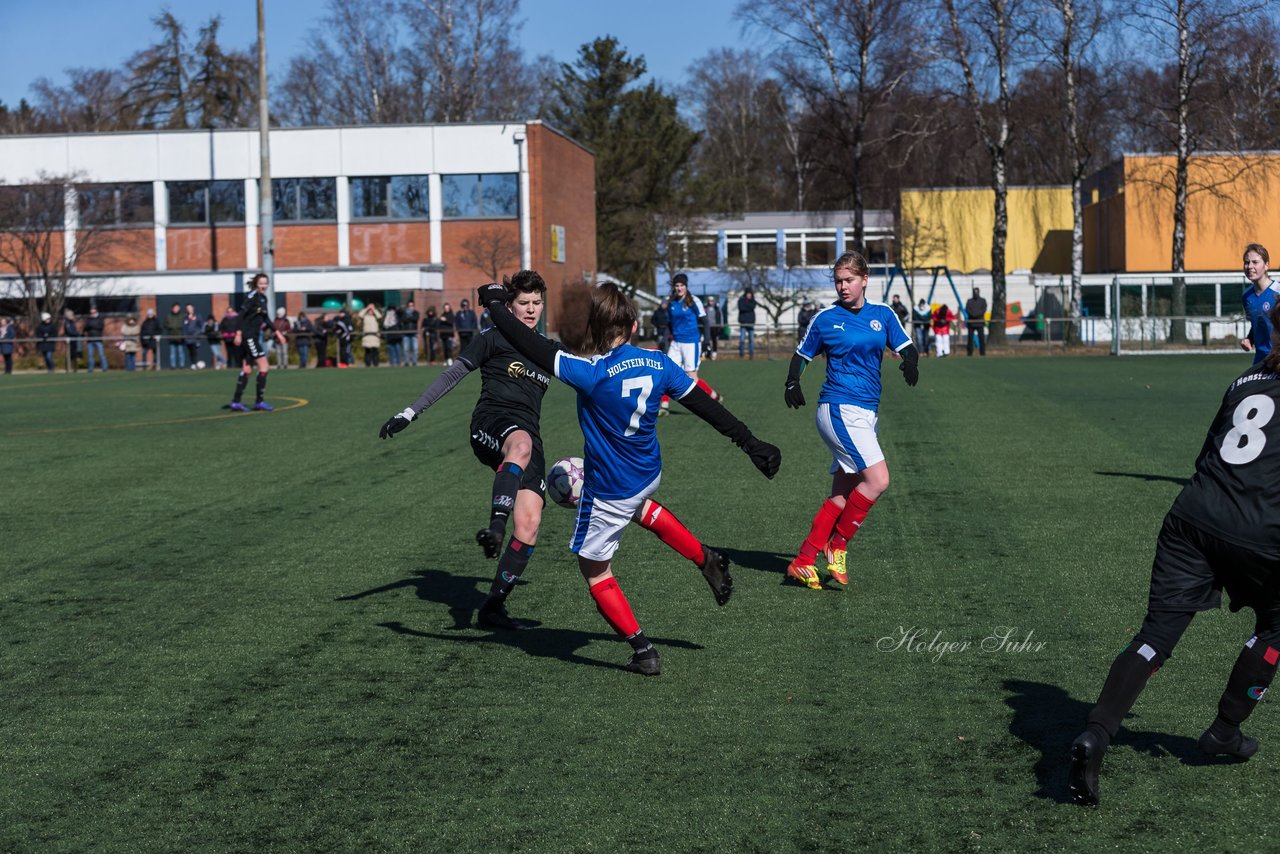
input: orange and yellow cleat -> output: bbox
[786,559,822,590]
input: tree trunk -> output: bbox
[1169,0,1190,341]
[990,161,1009,345]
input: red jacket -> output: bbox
[931,307,955,334]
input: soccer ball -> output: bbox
[546,456,585,508]
[196,360,207,370]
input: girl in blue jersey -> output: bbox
[782,251,919,590]
[1241,243,1279,365]
[478,281,781,675]
[660,273,722,413]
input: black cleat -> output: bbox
[699,546,733,606]
[1068,729,1105,807]
[624,647,662,676]
[1198,727,1259,760]
[476,602,529,631]
[475,527,503,560]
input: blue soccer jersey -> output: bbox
[668,296,705,344]
[796,301,912,411]
[1243,281,1280,364]
[554,344,696,499]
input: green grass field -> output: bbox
[2,354,1274,851]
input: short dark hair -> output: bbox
[504,269,547,299]
[250,273,268,287]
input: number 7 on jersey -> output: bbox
[622,376,653,436]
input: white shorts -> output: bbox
[570,474,661,561]
[668,340,701,372]
[816,402,883,474]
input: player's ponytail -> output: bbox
[585,282,638,355]
[1264,302,1280,374]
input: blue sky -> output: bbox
[0,0,756,108]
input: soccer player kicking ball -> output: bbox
[783,251,918,589]
[1069,302,1280,807]
[478,281,780,675]
[224,273,285,412]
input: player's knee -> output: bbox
[1134,611,1194,664]
[505,437,533,465]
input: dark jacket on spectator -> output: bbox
[737,295,758,326]
[81,313,104,342]
[141,316,163,348]
[36,320,57,353]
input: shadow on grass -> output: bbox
[1096,470,1191,488]
[718,546,794,576]
[1003,679,1225,804]
[338,568,704,673]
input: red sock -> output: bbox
[589,577,640,637]
[798,499,842,563]
[635,500,704,564]
[661,394,670,406]
[831,490,876,549]
[695,377,720,401]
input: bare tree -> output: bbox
[28,69,133,132]
[460,227,521,282]
[0,176,107,327]
[941,0,1026,345]
[728,258,812,334]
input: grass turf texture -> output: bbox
[1,356,1274,851]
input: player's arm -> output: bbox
[678,387,781,479]
[784,353,808,408]
[378,359,477,439]
[476,283,559,375]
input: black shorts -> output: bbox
[242,335,265,361]
[1149,514,1280,625]
[469,414,546,497]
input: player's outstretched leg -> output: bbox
[632,499,732,605]
[826,489,875,586]
[477,538,535,630]
[789,499,841,590]
[589,574,659,675]
[477,462,522,558]
[1199,633,1278,759]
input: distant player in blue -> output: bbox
[478,280,781,675]
[659,273,723,414]
[1241,243,1279,365]
[782,251,919,590]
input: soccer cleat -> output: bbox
[624,647,662,676]
[699,546,733,606]
[1068,729,1105,807]
[786,558,822,590]
[827,547,849,585]
[1198,727,1259,760]
[476,602,529,630]
[475,527,503,560]
[253,401,274,411]
[226,402,249,412]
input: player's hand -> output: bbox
[742,437,781,479]
[379,407,417,439]
[1242,339,1254,352]
[901,361,919,387]
[784,381,805,409]
[477,283,507,308]
[233,332,242,345]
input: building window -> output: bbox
[273,177,336,222]
[168,180,245,224]
[78,183,154,226]
[0,184,63,230]
[784,232,837,268]
[725,232,778,269]
[442,173,518,219]
[350,175,430,220]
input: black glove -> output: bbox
[784,381,806,409]
[742,436,781,479]
[379,407,417,439]
[900,361,919,387]
[476,283,508,308]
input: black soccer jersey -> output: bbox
[239,290,272,337]
[1170,366,1280,559]
[459,327,553,434]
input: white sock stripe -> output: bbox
[1136,643,1157,661]
[1247,635,1258,648]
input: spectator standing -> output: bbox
[738,289,758,359]
[36,312,57,373]
[385,306,402,367]
[0,316,15,374]
[797,301,819,342]
[219,308,241,369]
[890,295,910,330]
[272,308,291,369]
[119,315,141,371]
[182,305,203,368]
[63,309,82,372]
[82,306,108,373]
[360,304,383,367]
[912,299,932,355]
[400,301,420,366]
[455,299,479,351]
[140,308,162,369]
[314,313,331,367]
[293,312,315,369]
[704,295,722,360]
[438,302,456,366]
[203,314,226,369]
[164,302,185,368]
[480,306,493,331]
[423,306,439,364]
[334,309,354,367]
[652,298,671,352]
[964,287,988,356]
[933,303,957,358]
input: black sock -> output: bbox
[625,629,652,654]
[255,372,268,403]
[486,538,534,603]
[488,463,522,533]
[233,373,249,402]
[1212,636,1278,735]
[1087,641,1166,737]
